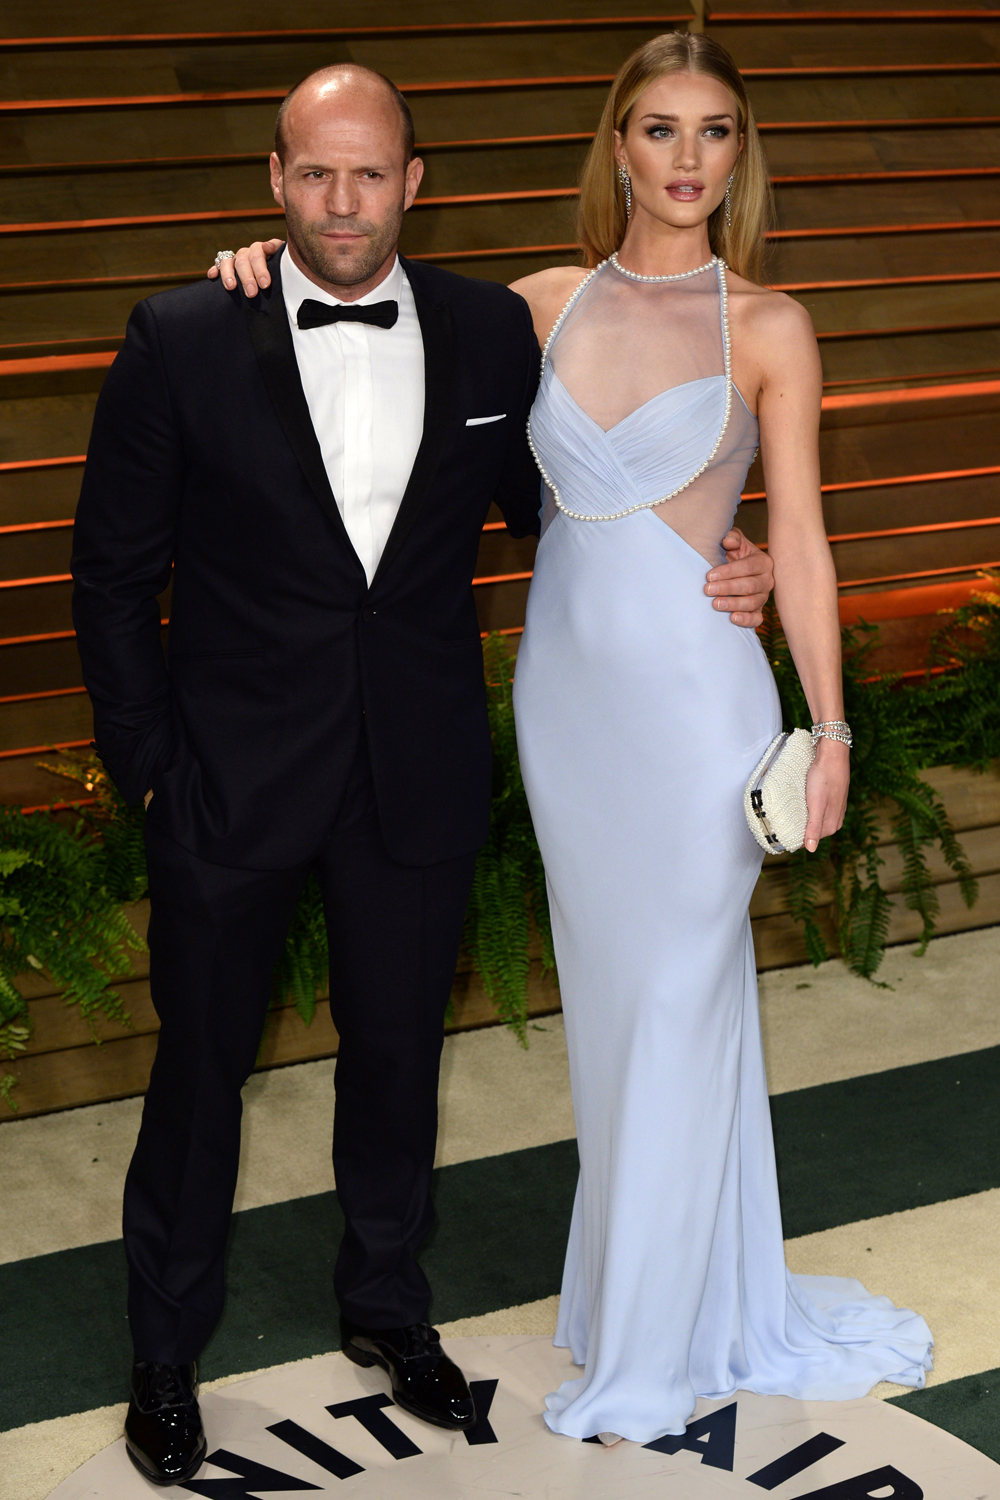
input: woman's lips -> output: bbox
[666,180,705,201]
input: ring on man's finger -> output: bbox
[214,250,236,267]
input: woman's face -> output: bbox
[615,71,743,232]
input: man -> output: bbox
[72,63,774,1486]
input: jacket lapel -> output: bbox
[242,250,362,568]
[370,256,457,588]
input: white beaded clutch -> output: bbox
[744,729,815,855]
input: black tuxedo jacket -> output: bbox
[71,252,542,868]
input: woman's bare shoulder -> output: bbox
[509,264,590,302]
[509,264,591,345]
[726,272,814,342]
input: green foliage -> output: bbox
[0,754,148,1107]
[273,873,328,1027]
[762,581,1000,980]
[463,634,555,1044]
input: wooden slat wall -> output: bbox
[0,2,997,991]
[2,3,999,776]
[0,13,994,726]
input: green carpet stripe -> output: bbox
[889,1367,1000,1463]
[4,1043,999,1432]
[770,1044,1000,1239]
[0,1140,579,1432]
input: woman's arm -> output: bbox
[755,295,849,852]
[207,240,285,296]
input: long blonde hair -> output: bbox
[577,32,773,283]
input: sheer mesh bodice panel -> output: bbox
[530,258,759,565]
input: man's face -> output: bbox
[270,80,424,291]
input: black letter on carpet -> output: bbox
[267,1419,365,1479]
[327,1394,423,1459]
[747,1432,846,1489]
[643,1401,737,1471]
[795,1465,923,1500]
[181,1448,322,1496]
[464,1379,500,1446]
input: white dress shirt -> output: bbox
[282,251,425,584]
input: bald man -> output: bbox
[72,64,774,1484]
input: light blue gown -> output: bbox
[512,255,933,1444]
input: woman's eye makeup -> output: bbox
[645,123,731,140]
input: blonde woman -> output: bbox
[507,32,931,1443]
[210,35,931,1447]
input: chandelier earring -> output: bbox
[618,163,632,219]
[724,169,735,229]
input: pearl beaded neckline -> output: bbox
[609,251,721,283]
[526,255,735,525]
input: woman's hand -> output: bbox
[803,737,849,853]
[207,240,285,296]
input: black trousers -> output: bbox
[124,742,477,1364]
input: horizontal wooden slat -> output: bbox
[771,217,1000,239]
[0,206,286,236]
[0,352,114,377]
[839,577,995,622]
[0,628,76,646]
[816,317,1000,340]
[4,59,1000,114]
[0,18,693,51]
[746,463,1000,501]
[0,518,73,534]
[758,114,1000,131]
[0,684,86,704]
[839,558,1000,588]
[0,454,84,471]
[0,79,612,113]
[711,9,1000,17]
[830,513,1000,541]
[775,270,1000,291]
[0,737,90,760]
[823,376,1000,406]
[0,572,72,588]
[772,165,1000,182]
[3,15,999,55]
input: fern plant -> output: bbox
[0,790,147,1107]
[272,873,328,1026]
[762,583,999,979]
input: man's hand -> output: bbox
[207,240,285,297]
[705,528,774,629]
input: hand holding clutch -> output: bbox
[744,729,815,854]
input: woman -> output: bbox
[212,32,932,1445]
[509,32,931,1444]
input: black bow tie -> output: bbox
[296,298,399,331]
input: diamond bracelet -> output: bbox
[811,720,853,748]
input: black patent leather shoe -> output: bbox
[340,1319,477,1431]
[124,1360,207,1486]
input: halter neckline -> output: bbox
[609,251,722,283]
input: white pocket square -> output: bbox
[466,414,506,426]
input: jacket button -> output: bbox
[361,607,375,622]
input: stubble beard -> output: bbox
[284,197,405,291]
